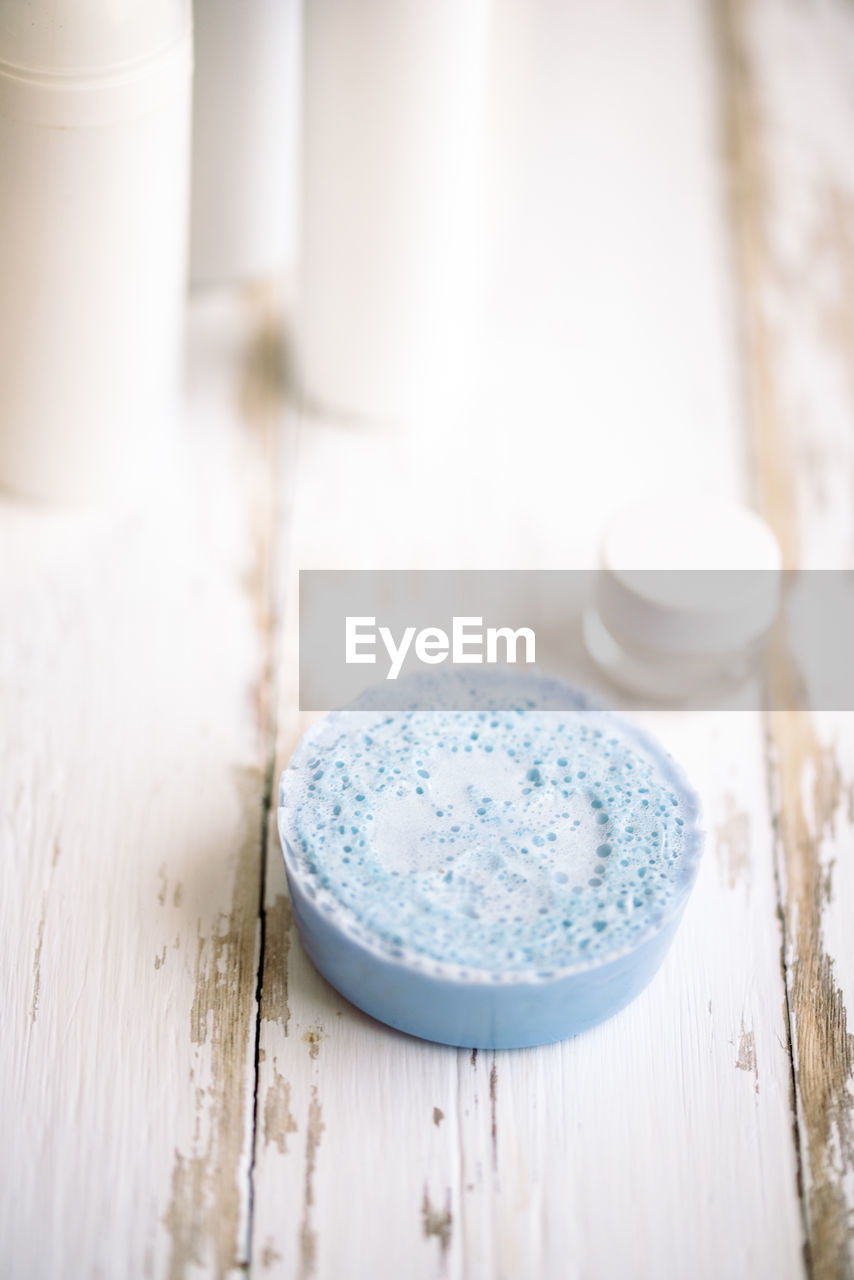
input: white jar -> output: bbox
[0,0,193,504]
[190,0,300,284]
[299,0,491,423]
[583,498,783,703]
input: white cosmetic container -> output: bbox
[299,0,491,422]
[584,498,783,703]
[0,0,193,503]
[190,0,300,284]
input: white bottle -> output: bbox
[190,0,300,284]
[299,0,491,423]
[0,0,193,504]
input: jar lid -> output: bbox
[0,0,191,77]
[596,497,782,657]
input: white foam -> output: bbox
[280,672,701,975]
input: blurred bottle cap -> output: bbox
[596,497,782,657]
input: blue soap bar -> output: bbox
[278,672,703,1049]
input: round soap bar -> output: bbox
[278,672,703,1049]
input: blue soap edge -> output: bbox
[277,675,705,990]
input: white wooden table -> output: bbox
[3,1,854,1277]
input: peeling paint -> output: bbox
[163,1151,207,1279]
[718,0,854,1269]
[30,906,46,1024]
[237,283,287,722]
[30,838,61,1025]
[422,1187,453,1259]
[299,1086,325,1279]
[263,1062,298,1155]
[239,283,289,430]
[815,187,854,519]
[736,1023,759,1094]
[159,300,280,1276]
[262,893,293,1034]
[163,765,263,1280]
[262,1241,283,1269]
[768,707,854,1276]
[302,1026,326,1060]
[155,946,167,972]
[157,863,168,908]
[715,792,752,893]
[433,1107,444,1128]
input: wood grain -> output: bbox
[3,0,853,1276]
[0,287,283,1278]
[718,0,854,1275]
[249,2,805,1276]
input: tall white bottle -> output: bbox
[190,0,300,285]
[0,0,193,503]
[299,0,491,423]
